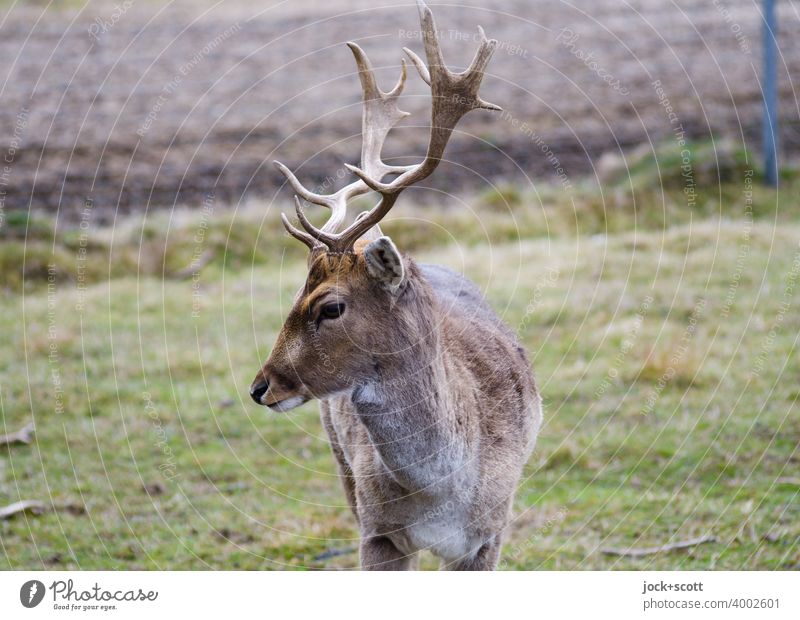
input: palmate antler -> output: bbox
[276,0,501,254]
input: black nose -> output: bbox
[250,380,269,404]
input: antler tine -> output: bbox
[349,43,414,180]
[293,195,339,246]
[334,0,501,249]
[273,160,348,235]
[273,160,336,209]
[418,0,445,66]
[275,42,414,244]
[281,212,317,250]
[402,46,430,85]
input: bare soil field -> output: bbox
[1,0,798,220]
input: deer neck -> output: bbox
[351,268,444,411]
[347,265,470,492]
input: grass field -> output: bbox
[1,146,799,570]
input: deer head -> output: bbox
[250,0,500,410]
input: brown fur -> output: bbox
[250,245,541,569]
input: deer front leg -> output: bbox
[319,403,360,526]
[360,535,415,570]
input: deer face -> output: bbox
[250,238,405,410]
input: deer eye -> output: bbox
[320,302,345,321]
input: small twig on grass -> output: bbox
[600,535,716,558]
[0,500,47,520]
[313,547,357,561]
[0,422,35,447]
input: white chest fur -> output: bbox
[394,501,481,562]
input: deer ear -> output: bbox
[364,236,405,291]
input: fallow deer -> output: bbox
[250,0,541,570]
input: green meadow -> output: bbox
[1,143,798,569]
